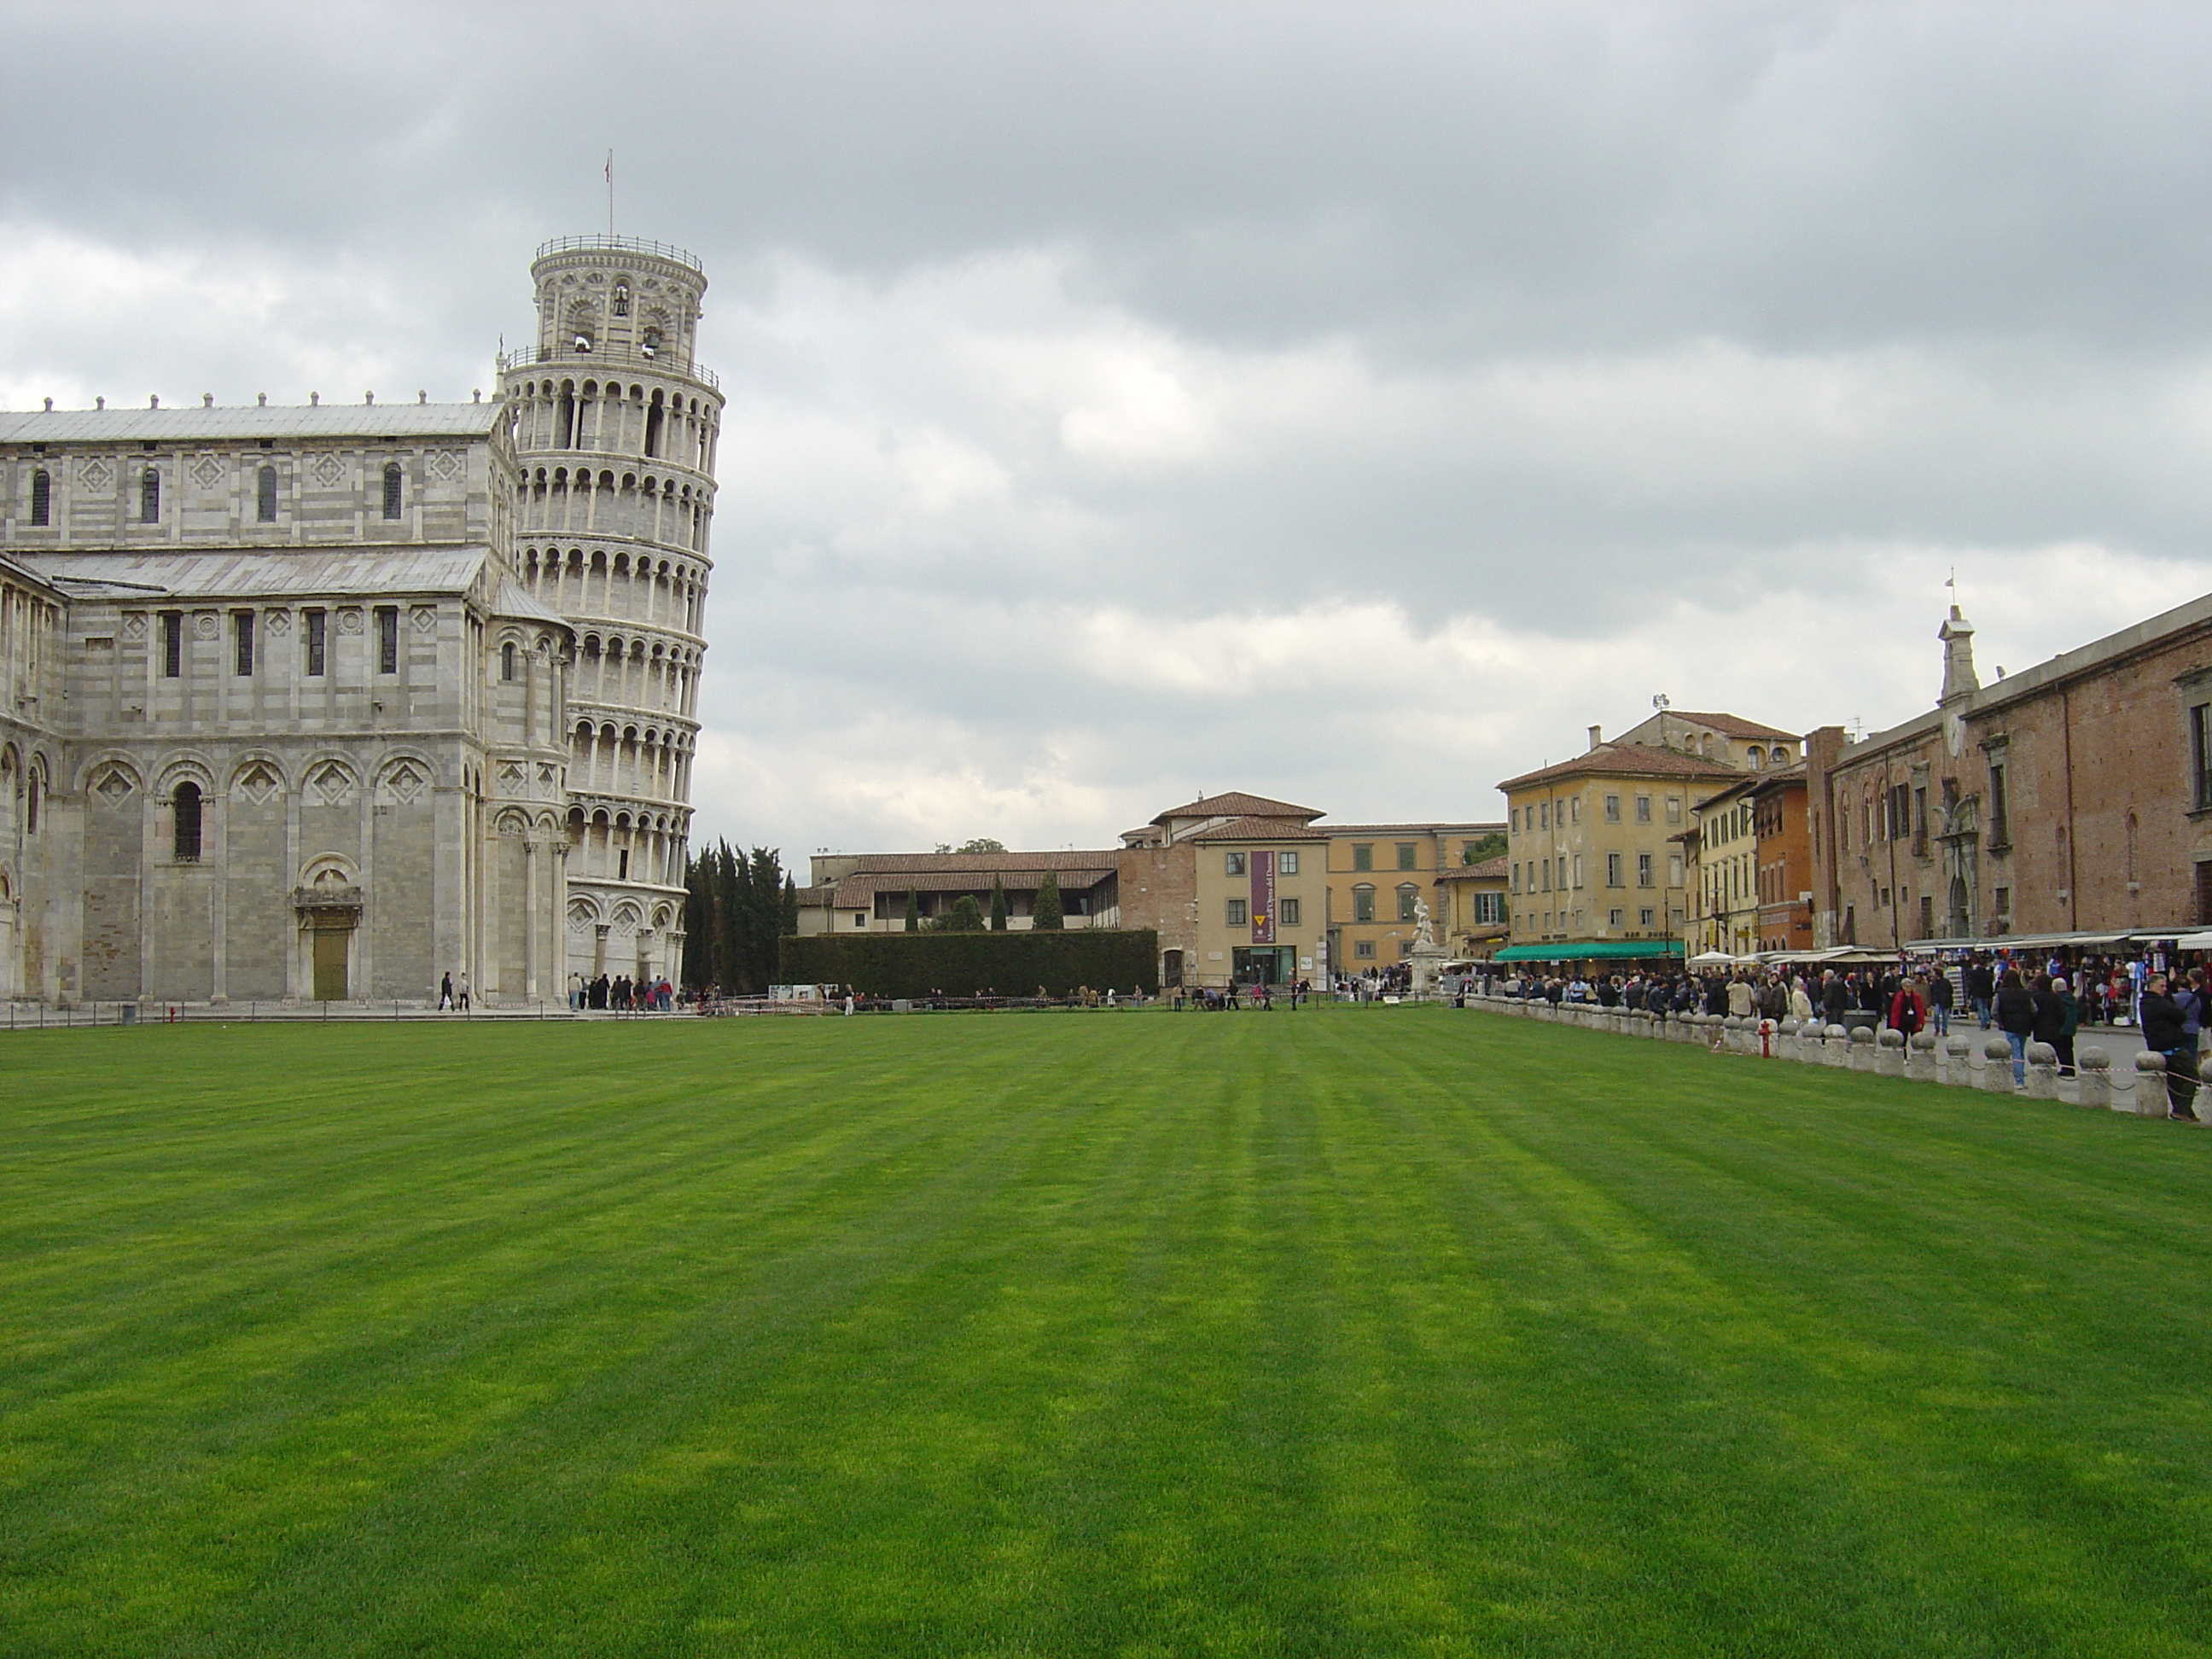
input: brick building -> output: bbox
[1810,599,2212,948]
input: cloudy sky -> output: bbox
[5,2,2209,860]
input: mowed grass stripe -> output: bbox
[1,1010,2210,1656]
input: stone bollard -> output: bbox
[1876,1026,1906,1077]
[2133,1051,2169,1116]
[1824,1023,1851,1068]
[1846,1024,1875,1071]
[1719,1015,1742,1055]
[2075,1045,2110,1109]
[1982,1035,2017,1093]
[1777,1017,1799,1062]
[2025,1041,2059,1099]
[1942,1033,1973,1087]
[1906,1029,1937,1080]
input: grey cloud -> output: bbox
[6,0,2211,855]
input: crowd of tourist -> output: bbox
[567,971,675,1011]
[1471,947,2210,1120]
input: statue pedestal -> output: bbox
[1408,943,1448,1000]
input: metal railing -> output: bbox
[498,342,719,393]
[533,234,705,274]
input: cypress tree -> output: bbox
[905,888,920,932]
[989,875,1009,930]
[946,894,985,932]
[1032,870,1063,930]
[781,873,799,939]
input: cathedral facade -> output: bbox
[0,235,718,1005]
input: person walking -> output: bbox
[456,970,470,1011]
[568,970,584,1012]
[1994,969,2037,1086]
[1965,956,1996,1029]
[438,970,454,1010]
[1927,968,1953,1036]
[1889,975,1926,1038]
[1820,970,1849,1025]
[2048,975,2080,1076]
[2140,973,2200,1121]
[2030,974,2065,1076]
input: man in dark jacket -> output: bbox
[1994,969,2038,1086]
[1965,957,1997,1028]
[2140,974,2200,1121]
[1927,969,1955,1036]
[1820,970,1850,1023]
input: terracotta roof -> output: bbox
[1321,821,1505,835]
[832,848,1124,876]
[1152,791,1323,824]
[1662,712,1798,741]
[1435,855,1509,881]
[1189,817,1330,841]
[1498,745,1743,792]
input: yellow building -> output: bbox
[1319,822,1505,975]
[1184,807,1331,987]
[1433,854,1511,958]
[1681,772,1763,958]
[1497,731,1740,965]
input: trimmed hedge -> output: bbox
[780,930,1159,998]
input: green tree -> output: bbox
[940,894,985,932]
[959,837,1007,853]
[988,875,1009,931]
[678,841,794,994]
[1032,870,1063,930]
[904,888,920,932]
[1463,832,1508,864]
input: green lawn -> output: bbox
[3,1007,2211,1657]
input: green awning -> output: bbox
[1493,940,1685,963]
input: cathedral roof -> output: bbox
[26,546,493,599]
[0,402,499,445]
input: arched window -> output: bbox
[140,467,160,524]
[1352,883,1376,923]
[1397,883,1419,923]
[26,770,38,835]
[501,641,516,682]
[173,782,202,862]
[612,282,630,317]
[381,463,403,520]
[29,469,49,526]
[1772,746,1789,766]
[1747,748,1763,771]
[256,465,277,522]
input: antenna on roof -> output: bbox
[1652,693,1670,710]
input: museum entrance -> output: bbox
[1231,946,1295,986]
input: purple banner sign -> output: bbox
[1250,850,1275,944]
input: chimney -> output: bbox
[1588,725,1603,750]
[1938,605,1980,705]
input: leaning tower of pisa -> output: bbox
[499,236,721,990]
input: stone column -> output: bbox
[1982,1036,2017,1093]
[1906,1030,1937,1081]
[1848,1025,1876,1071]
[1941,1033,1972,1086]
[2133,1051,2169,1116]
[2076,1046,2110,1109]
[1824,1023,1850,1068]
[2024,1042,2059,1099]
[1876,1027,1905,1077]
[2109,1053,2137,1115]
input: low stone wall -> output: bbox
[1464,992,2200,1123]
